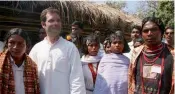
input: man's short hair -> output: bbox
[131,25,141,33]
[165,26,174,31]
[72,21,83,29]
[40,7,60,22]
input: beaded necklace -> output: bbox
[140,43,165,94]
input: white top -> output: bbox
[0,41,4,53]
[81,55,101,94]
[10,56,25,94]
[29,37,86,94]
[128,41,134,50]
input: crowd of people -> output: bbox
[0,7,174,94]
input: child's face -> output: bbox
[104,43,111,54]
[88,42,99,56]
[110,38,124,54]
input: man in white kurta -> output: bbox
[29,37,85,94]
[29,7,85,94]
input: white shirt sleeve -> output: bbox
[69,45,86,94]
[29,45,38,63]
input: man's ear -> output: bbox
[41,21,46,28]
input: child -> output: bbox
[133,37,144,48]
[103,37,111,54]
[94,31,130,94]
[81,34,102,94]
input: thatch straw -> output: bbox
[0,1,141,33]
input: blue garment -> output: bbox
[93,53,129,94]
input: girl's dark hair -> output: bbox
[132,25,142,34]
[135,37,144,44]
[142,17,165,37]
[103,37,110,49]
[82,34,100,55]
[109,31,130,53]
[4,28,31,50]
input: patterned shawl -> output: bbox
[0,50,40,94]
[128,44,174,94]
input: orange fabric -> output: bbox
[66,35,72,41]
[88,63,99,85]
[0,50,40,94]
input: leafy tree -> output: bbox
[135,1,174,26]
[105,0,127,10]
[135,1,159,19]
[156,1,174,27]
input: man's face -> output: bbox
[71,25,82,35]
[41,12,62,37]
[131,28,140,41]
[142,21,162,47]
[164,28,174,44]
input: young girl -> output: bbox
[94,31,130,94]
[81,34,102,94]
[103,37,111,54]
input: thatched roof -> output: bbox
[0,1,141,42]
[35,1,142,32]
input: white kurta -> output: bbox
[0,41,4,53]
[128,41,134,50]
[93,53,129,94]
[29,37,86,94]
[81,55,101,94]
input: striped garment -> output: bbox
[128,43,174,94]
[0,50,40,94]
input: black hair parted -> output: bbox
[82,34,100,55]
[109,31,130,53]
[4,28,31,49]
[103,37,111,49]
[132,25,142,34]
[142,16,165,36]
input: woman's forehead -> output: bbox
[111,37,123,42]
[8,35,26,42]
[88,41,98,45]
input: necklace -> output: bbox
[140,52,165,94]
[142,44,164,64]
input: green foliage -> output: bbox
[135,1,174,27]
[155,1,174,27]
[135,1,159,19]
[105,1,126,10]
